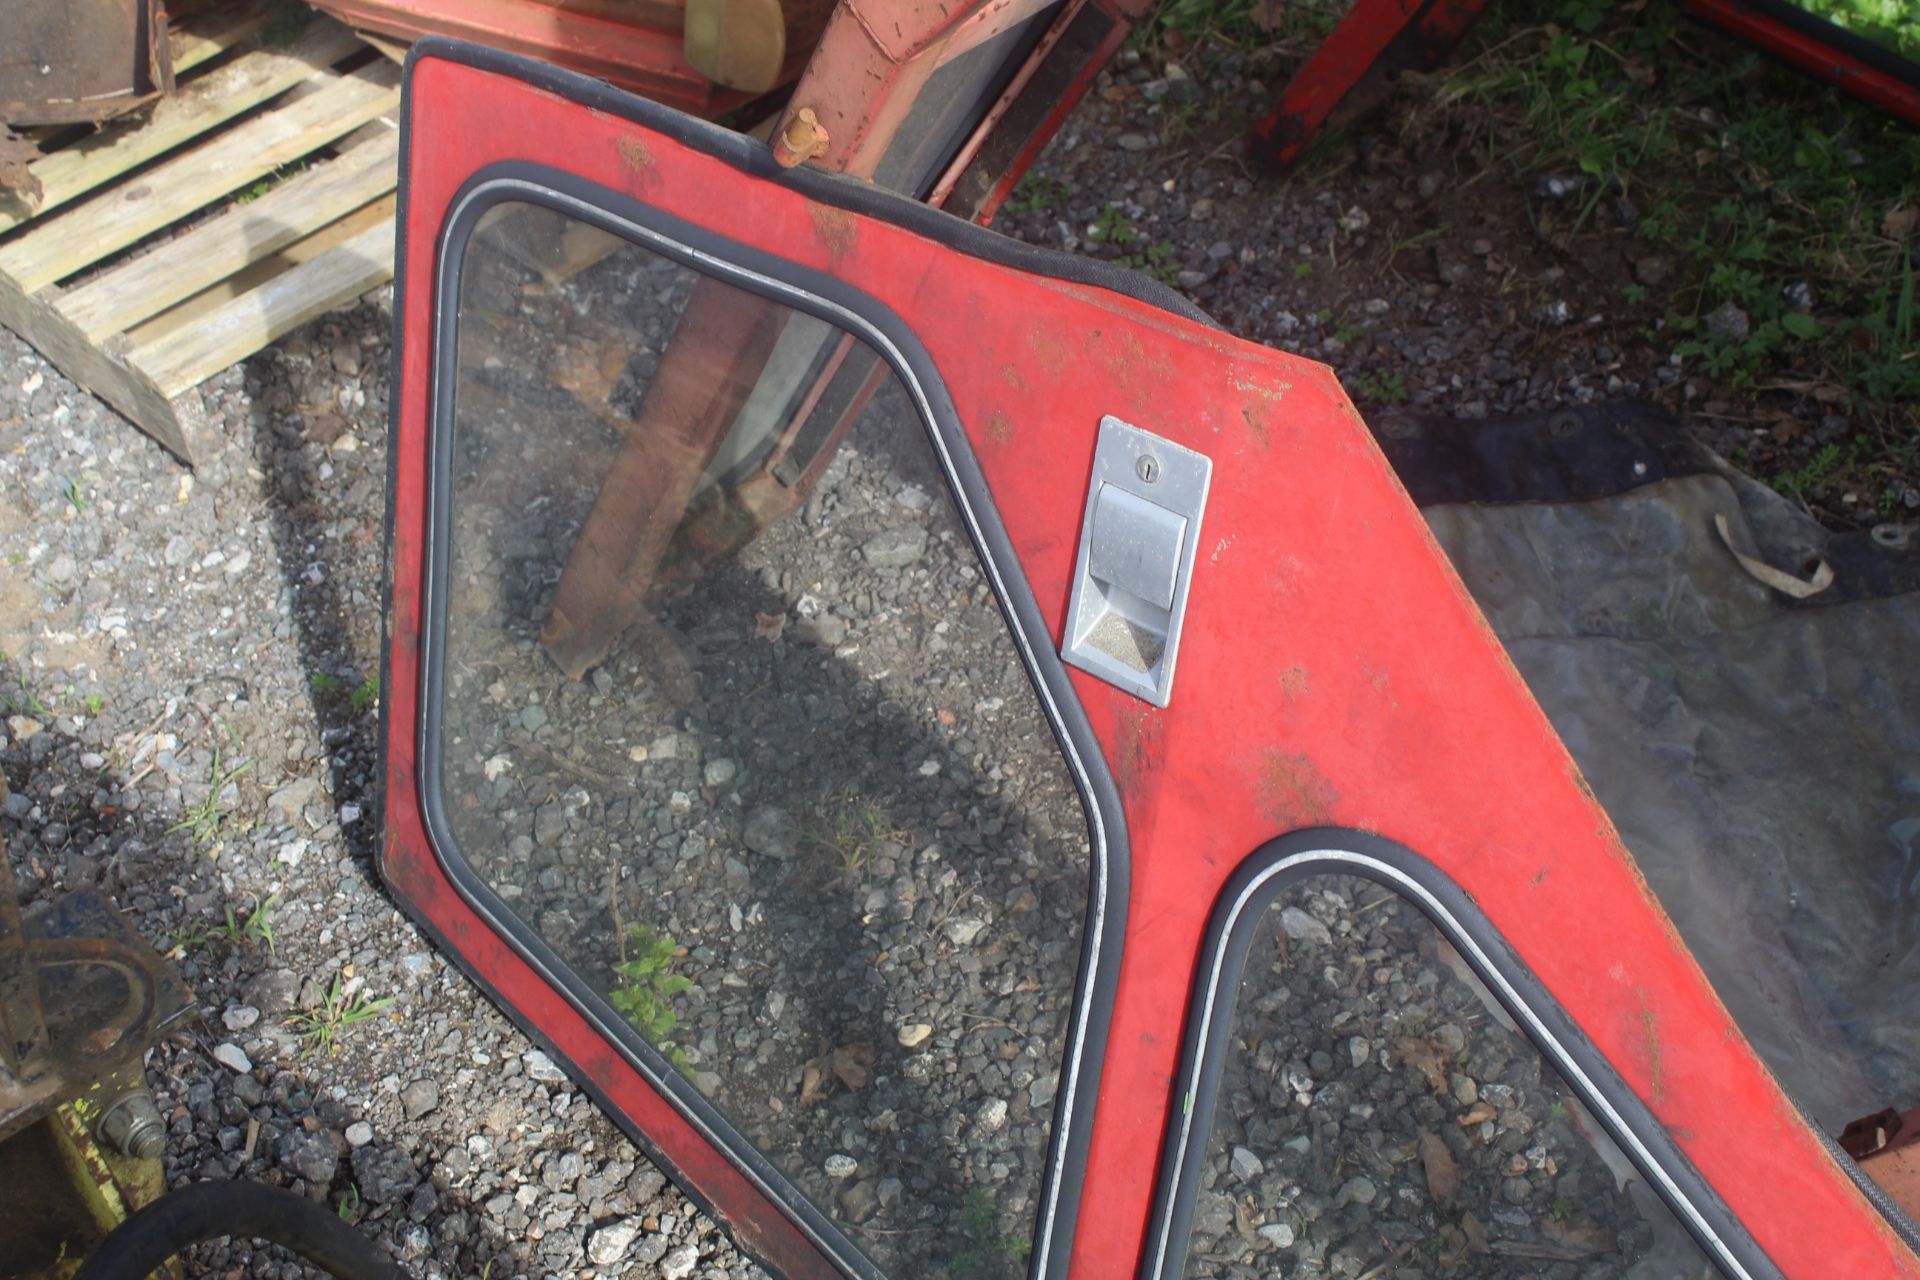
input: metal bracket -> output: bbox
[1061,416,1211,707]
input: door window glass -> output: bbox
[1181,875,1719,1280]
[434,199,1095,1276]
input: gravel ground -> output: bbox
[1182,877,1715,1280]
[0,40,1771,1280]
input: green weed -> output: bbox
[2,673,49,718]
[1117,241,1182,287]
[289,973,395,1057]
[1088,204,1140,247]
[62,478,88,514]
[310,671,381,714]
[1006,171,1072,213]
[804,793,905,873]
[611,925,694,1073]
[1440,0,1920,435]
[950,1187,1032,1278]
[1350,370,1409,404]
[167,746,252,847]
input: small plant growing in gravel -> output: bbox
[949,1187,1031,1278]
[336,1186,363,1225]
[1006,171,1072,213]
[805,793,905,873]
[1350,370,1409,405]
[309,671,381,714]
[290,973,395,1057]
[215,894,279,955]
[167,746,252,847]
[1088,204,1140,247]
[611,925,694,1071]
[62,477,88,514]
[309,671,349,699]
[2,674,49,718]
[1117,242,1181,288]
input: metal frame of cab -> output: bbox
[378,39,1920,1280]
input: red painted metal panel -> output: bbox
[383,48,1920,1278]
[1248,0,1491,172]
[1685,0,1920,126]
[310,0,799,113]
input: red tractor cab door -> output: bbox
[379,39,1916,1280]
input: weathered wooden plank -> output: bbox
[0,61,400,293]
[0,271,202,461]
[59,129,398,342]
[122,193,398,349]
[133,218,396,397]
[0,21,362,236]
[169,6,273,75]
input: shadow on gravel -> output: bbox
[239,311,392,875]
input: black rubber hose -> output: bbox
[75,1180,407,1280]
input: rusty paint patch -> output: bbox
[1279,665,1310,699]
[1001,364,1027,392]
[1531,867,1549,886]
[1111,705,1157,794]
[1255,747,1338,827]
[617,134,653,172]
[1639,1000,1666,1103]
[1240,404,1270,448]
[808,203,856,256]
[1231,375,1291,402]
[987,411,1015,445]
[1027,326,1070,375]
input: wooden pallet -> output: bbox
[0,10,401,464]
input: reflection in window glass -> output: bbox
[1183,876,1719,1280]
[435,201,1093,1277]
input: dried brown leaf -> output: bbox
[1543,1213,1614,1255]
[1457,1101,1497,1127]
[1462,1211,1490,1255]
[1419,1130,1461,1204]
[831,1042,875,1092]
[1885,205,1917,243]
[1393,1036,1450,1094]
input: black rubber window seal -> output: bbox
[1140,828,1783,1280]
[412,164,1130,1280]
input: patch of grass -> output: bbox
[2,672,50,718]
[1438,0,1920,454]
[950,1187,1032,1278]
[611,924,694,1073]
[62,477,88,514]
[1142,0,1343,54]
[289,972,394,1057]
[163,894,279,958]
[309,671,380,714]
[804,792,906,873]
[234,159,309,204]
[1087,203,1140,247]
[1118,241,1182,287]
[81,693,105,716]
[218,894,279,955]
[1006,171,1072,213]
[167,746,252,847]
[1779,440,1849,495]
[1350,369,1410,404]
[308,671,348,699]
